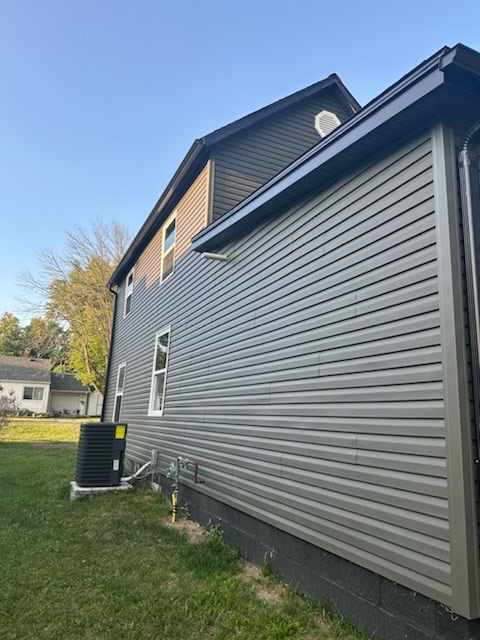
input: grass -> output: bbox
[0,419,371,640]
[2,416,94,443]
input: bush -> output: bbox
[17,408,34,417]
[0,385,17,436]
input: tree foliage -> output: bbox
[0,312,24,356]
[0,312,67,366]
[21,219,131,394]
[23,315,68,366]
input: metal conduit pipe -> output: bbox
[166,456,205,523]
[122,460,152,482]
[458,121,480,469]
[101,283,118,422]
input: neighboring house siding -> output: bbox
[134,162,210,289]
[1,381,50,414]
[105,131,456,606]
[49,392,88,415]
[86,392,103,416]
[211,94,351,221]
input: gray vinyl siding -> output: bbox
[211,94,351,221]
[106,131,455,606]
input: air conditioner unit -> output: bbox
[75,422,128,488]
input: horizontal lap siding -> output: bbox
[134,162,210,289]
[105,161,209,420]
[212,94,351,221]
[107,132,453,604]
[176,162,210,258]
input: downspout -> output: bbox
[458,121,480,468]
[101,283,118,422]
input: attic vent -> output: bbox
[314,110,341,138]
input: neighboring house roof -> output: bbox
[50,372,89,394]
[192,43,480,252]
[0,355,51,384]
[0,356,88,393]
[108,74,360,287]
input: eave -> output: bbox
[108,74,358,287]
[192,44,480,253]
[108,139,207,288]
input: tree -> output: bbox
[23,315,68,366]
[0,312,24,356]
[20,219,131,394]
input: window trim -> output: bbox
[148,327,171,417]
[124,269,134,317]
[160,213,176,283]
[113,362,126,422]
[23,386,44,401]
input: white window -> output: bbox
[124,269,134,316]
[161,214,176,282]
[149,328,170,416]
[23,387,44,401]
[113,363,126,422]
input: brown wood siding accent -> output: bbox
[211,94,351,221]
[135,162,210,288]
[176,162,210,259]
[134,224,162,289]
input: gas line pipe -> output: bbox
[166,456,204,523]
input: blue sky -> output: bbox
[1,0,480,323]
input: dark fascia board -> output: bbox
[203,74,359,146]
[330,77,362,117]
[108,75,357,287]
[108,139,206,288]
[440,42,480,76]
[192,43,480,253]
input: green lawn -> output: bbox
[2,416,93,443]
[0,419,370,640]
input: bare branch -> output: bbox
[17,219,132,391]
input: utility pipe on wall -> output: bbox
[166,456,205,523]
[458,121,480,466]
[102,283,119,422]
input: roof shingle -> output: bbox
[0,355,51,384]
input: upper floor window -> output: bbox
[23,386,43,401]
[161,214,176,282]
[124,269,134,316]
[113,363,126,421]
[149,328,170,416]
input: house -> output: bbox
[50,372,102,417]
[0,355,102,416]
[102,44,480,639]
[0,356,51,414]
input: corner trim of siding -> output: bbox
[207,159,214,226]
[433,121,480,618]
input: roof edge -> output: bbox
[108,139,206,287]
[192,44,480,252]
[108,74,358,287]
[203,74,355,146]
